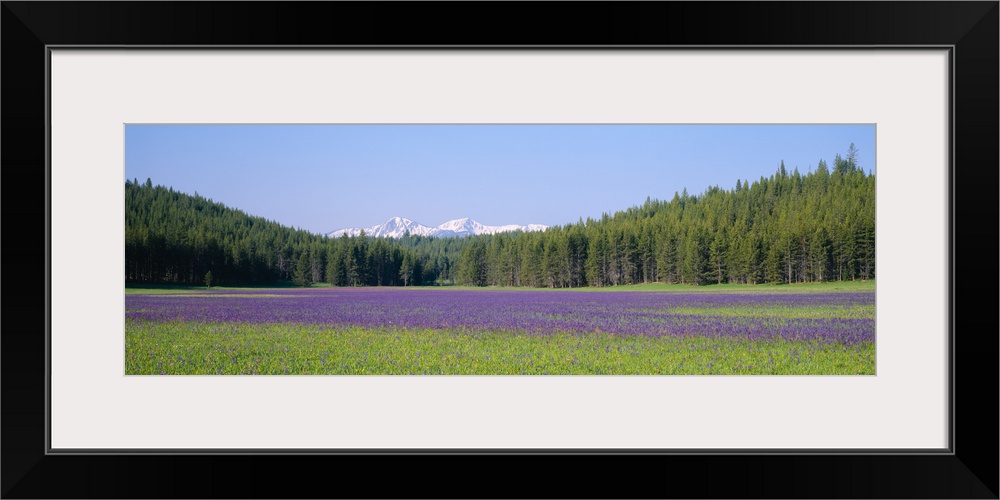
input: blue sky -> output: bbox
[125,124,875,234]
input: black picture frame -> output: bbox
[3,2,996,498]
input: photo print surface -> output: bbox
[125,124,876,375]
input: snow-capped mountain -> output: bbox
[328,217,434,238]
[328,216,548,239]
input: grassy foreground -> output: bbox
[126,322,874,375]
[125,282,875,375]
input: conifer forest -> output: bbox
[126,152,874,289]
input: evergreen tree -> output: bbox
[708,228,728,285]
[810,228,831,282]
[399,252,414,286]
[681,229,706,285]
[293,250,312,287]
[326,247,345,286]
[655,233,678,283]
[457,240,487,286]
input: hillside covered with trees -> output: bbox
[126,179,444,287]
[126,147,874,288]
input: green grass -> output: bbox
[125,322,874,375]
[650,304,874,320]
[125,281,875,375]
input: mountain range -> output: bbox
[328,217,548,239]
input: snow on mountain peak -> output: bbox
[328,217,548,239]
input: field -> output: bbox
[125,283,875,375]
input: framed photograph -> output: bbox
[3,2,996,498]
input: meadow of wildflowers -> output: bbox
[125,287,875,375]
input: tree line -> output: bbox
[125,178,446,287]
[455,150,873,287]
[126,146,874,288]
